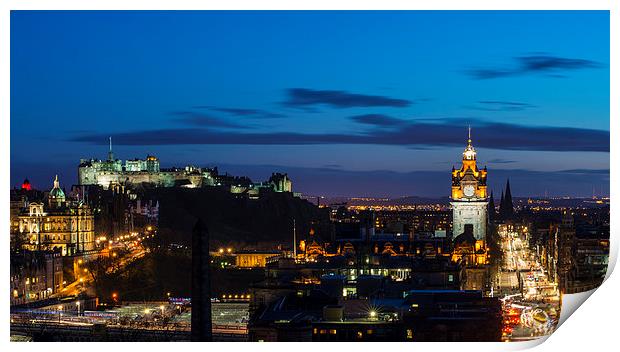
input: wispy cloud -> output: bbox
[170,111,249,129]
[465,100,537,112]
[283,88,411,108]
[193,106,285,119]
[72,117,609,152]
[467,55,600,79]
[487,158,517,164]
[350,114,406,126]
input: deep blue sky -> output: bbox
[11,11,609,198]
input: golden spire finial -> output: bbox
[468,125,472,145]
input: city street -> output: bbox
[495,225,560,341]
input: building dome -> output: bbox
[49,175,65,200]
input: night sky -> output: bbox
[10,11,609,198]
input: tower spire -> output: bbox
[503,179,514,220]
[108,136,114,161]
[462,125,476,160]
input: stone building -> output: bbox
[17,176,96,256]
[77,143,293,196]
[236,250,281,268]
[268,173,293,193]
[10,250,64,305]
[450,128,488,241]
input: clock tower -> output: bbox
[450,128,488,241]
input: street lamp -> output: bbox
[76,301,81,316]
[57,305,63,323]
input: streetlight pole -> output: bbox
[292,218,297,260]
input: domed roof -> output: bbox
[49,175,65,199]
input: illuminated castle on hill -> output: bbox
[78,138,293,195]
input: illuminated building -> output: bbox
[268,173,292,193]
[10,250,64,305]
[236,250,281,268]
[17,175,96,256]
[78,141,294,196]
[450,128,488,241]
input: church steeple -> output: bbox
[498,179,514,221]
[488,191,496,222]
[503,179,514,219]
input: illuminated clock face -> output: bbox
[463,185,475,197]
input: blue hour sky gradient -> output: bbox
[10,11,610,198]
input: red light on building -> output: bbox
[21,179,32,190]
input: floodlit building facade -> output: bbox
[17,176,96,256]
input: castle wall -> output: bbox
[78,166,213,189]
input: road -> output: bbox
[495,224,560,341]
[52,247,146,298]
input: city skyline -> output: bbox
[10,11,609,197]
[8,9,611,344]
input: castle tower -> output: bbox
[450,128,489,240]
